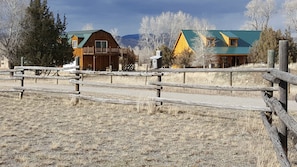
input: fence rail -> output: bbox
[260,111,290,166]
[0,69,23,73]
[13,86,79,94]
[70,70,163,76]
[0,41,296,166]
[263,93,297,135]
[269,68,297,85]
[153,67,272,73]
[149,81,277,92]
[69,79,160,90]
[0,64,274,110]
[153,97,270,111]
[14,65,79,71]
[260,40,296,167]
[13,74,80,80]
[70,68,272,111]
[0,65,78,97]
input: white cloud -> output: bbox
[82,23,94,30]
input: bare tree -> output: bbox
[191,30,216,68]
[283,0,297,33]
[174,48,193,68]
[242,0,277,30]
[110,28,122,46]
[0,0,28,66]
[138,11,215,64]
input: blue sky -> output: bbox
[47,0,285,36]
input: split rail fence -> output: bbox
[0,66,274,110]
[260,40,296,167]
[0,40,295,166]
[0,66,80,98]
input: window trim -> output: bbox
[95,40,108,53]
[72,40,78,48]
[206,38,215,47]
[230,39,238,47]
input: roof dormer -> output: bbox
[206,37,216,47]
[198,32,216,47]
[220,31,238,47]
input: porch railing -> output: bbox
[83,47,120,55]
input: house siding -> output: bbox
[173,33,192,56]
[220,32,230,46]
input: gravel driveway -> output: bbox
[1,80,297,112]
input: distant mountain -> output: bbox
[120,33,172,48]
[120,34,140,48]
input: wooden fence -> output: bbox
[0,61,276,111]
[63,66,277,111]
[260,40,296,167]
[0,59,278,112]
[0,40,295,166]
[0,69,23,97]
[0,65,80,98]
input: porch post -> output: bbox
[93,55,96,71]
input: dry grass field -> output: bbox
[0,92,292,167]
[1,64,297,166]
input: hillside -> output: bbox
[120,34,139,48]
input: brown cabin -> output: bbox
[68,29,120,71]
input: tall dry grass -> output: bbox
[0,92,291,166]
[2,64,297,166]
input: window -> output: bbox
[206,38,215,47]
[230,39,238,46]
[72,40,78,48]
[95,40,108,53]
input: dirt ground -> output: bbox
[0,92,287,167]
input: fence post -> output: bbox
[229,72,233,94]
[279,40,288,155]
[19,68,24,99]
[183,65,186,84]
[267,50,275,70]
[71,57,80,105]
[266,50,275,124]
[21,57,24,66]
[75,57,80,93]
[109,65,113,84]
[156,73,163,105]
[145,64,148,85]
[157,74,162,98]
[19,57,24,99]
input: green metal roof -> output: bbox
[67,30,99,48]
[181,30,261,55]
[220,31,238,38]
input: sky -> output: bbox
[47,0,285,36]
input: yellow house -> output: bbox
[173,30,261,68]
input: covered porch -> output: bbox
[216,54,248,68]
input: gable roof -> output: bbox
[67,29,110,48]
[220,31,238,38]
[180,30,261,55]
